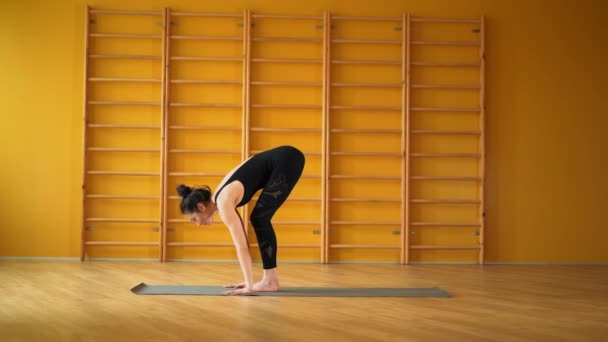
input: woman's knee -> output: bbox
[250,214,270,229]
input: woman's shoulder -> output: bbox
[215,180,244,207]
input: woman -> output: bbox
[176,145,305,295]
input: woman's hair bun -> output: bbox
[176,184,193,197]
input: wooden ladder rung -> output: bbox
[86,194,159,199]
[251,14,322,20]
[410,222,482,227]
[330,128,401,134]
[331,82,402,88]
[88,148,160,152]
[330,105,401,111]
[330,244,400,249]
[169,149,241,154]
[250,150,321,156]
[168,172,225,177]
[88,78,161,83]
[170,103,241,108]
[171,56,242,62]
[411,17,481,24]
[167,242,233,247]
[89,33,161,39]
[251,104,322,109]
[251,197,321,202]
[85,218,159,223]
[167,219,224,224]
[171,80,241,84]
[332,39,401,45]
[332,59,401,65]
[410,245,481,250]
[412,84,480,89]
[411,153,481,158]
[301,174,322,179]
[167,219,192,223]
[87,124,160,129]
[411,199,481,204]
[171,12,241,18]
[411,130,481,135]
[87,171,160,176]
[330,174,401,180]
[411,61,481,68]
[251,81,322,87]
[330,221,401,226]
[88,101,160,106]
[88,54,161,60]
[332,16,401,22]
[411,176,482,181]
[88,9,162,16]
[85,241,161,246]
[171,35,242,41]
[250,127,321,133]
[412,40,480,47]
[411,107,481,112]
[252,37,322,43]
[251,58,323,64]
[330,197,400,203]
[272,221,320,225]
[250,243,319,248]
[169,125,241,131]
[331,151,402,157]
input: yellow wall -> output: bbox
[1,0,607,262]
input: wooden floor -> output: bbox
[1,261,607,341]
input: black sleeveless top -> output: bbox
[214,145,294,207]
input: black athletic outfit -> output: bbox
[214,145,305,269]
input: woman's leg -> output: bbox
[249,149,305,289]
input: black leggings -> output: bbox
[249,149,305,269]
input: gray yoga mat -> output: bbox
[131,283,451,297]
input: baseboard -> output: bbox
[168,259,318,263]
[328,261,401,264]
[0,256,156,262]
[409,261,478,265]
[168,259,239,263]
[1,256,606,265]
[0,256,80,261]
[0,257,312,263]
[85,257,159,262]
[484,262,608,265]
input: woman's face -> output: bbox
[188,202,215,226]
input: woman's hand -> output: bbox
[223,287,255,296]
[223,282,246,289]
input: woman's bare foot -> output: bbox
[252,268,280,292]
[253,279,280,292]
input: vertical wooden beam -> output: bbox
[479,15,486,265]
[321,11,331,264]
[81,5,91,261]
[241,9,251,236]
[401,13,411,265]
[160,8,171,262]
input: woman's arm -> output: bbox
[217,202,254,293]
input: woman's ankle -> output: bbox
[262,268,279,284]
